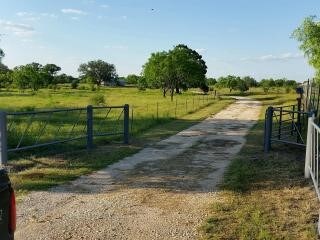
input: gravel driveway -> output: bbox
[15,97,261,240]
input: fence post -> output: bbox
[193,97,195,110]
[123,104,129,144]
[186,99,188,113]
[0,112,8,165]
[297,96,302,143]
[305,115,314,178]
[175,99,177,118]
[86,105,93,150]
[264,107,273,153]
[278,107,283,139]
[157,102,159,120]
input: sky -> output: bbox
[0,0,318,81]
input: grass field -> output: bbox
[201,89,319,239]
[0,86,233,199]
[3,86,219,151]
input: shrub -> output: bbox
[89,94,106,106]
[71,80,78,89]
[78,85,87,90]
[90,84,96,91]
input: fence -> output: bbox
[263,79,320,152]
[130,94,216,134]
[304,115,320,233]
[264,105,309,152]
[0,105,129,165]
[302,79,320,114]
[0,93,218,165]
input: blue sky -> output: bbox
[0,0,318,81]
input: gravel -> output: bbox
[15,97,261,240]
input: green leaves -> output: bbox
[293,16,320,78]
[142,44,208,100]
[78,60,118,86]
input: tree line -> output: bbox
[207,75,298,93]
[0,43,298,96]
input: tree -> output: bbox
[274,78,286,87]
[0,48,4,63]
[43,64,61,76]
[259,79,275,93]
[43,64,61,85]
[12,63,44,91]
[293,16,320,79]
[126,74,140,85]
[55,73,77,84]
[78,60,118,86]
[143,44,207,100]
[242,76,257,87]
[0,72,12,88]
[137,77,148,90]
[206,78,217,86]
[235,79,249,93]
[0,47,9,74]
[143,51,169,96]
[0,63,9,74]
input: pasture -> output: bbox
[0,86,233,198]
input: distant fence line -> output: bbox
[130,94,216,132]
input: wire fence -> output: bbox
[130,94,216,134]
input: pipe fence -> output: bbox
[304,115,320,234]
[0,104,129,165]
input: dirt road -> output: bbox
[15,97,261,240]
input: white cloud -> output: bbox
[196,48,206,53]
[100,4,109,8]
[71,17,80,21]
[16,12,57,21]
[40,13,58,18]
[122,15,128,20]
[241,52,304,62]
[16,12,33,17]
[61,8,88,15]
[0,20,35,36]
[104,45,128,50]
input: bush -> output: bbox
[89,94,106,106]
[78,85,87,90]
[285,87,291,93]
[137,77,148,91]
[71,80,78,89]
[90,84,96,91]
[200,84,209,94]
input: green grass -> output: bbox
[201,89,319,239]
[2,86,219,151]
[0,86,233,199]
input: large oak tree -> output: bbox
[78,60,118,86]
[143,44,208,101]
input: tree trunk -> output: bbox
[175,87,180,94]
[163,88,167,97]
[170,88,174,101]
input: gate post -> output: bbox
[123,104,129,144]
[0,112,8,165]
[264,107,273,153]
[86,105,93,150]
[305,115,315,178]
[297,96,302,143]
